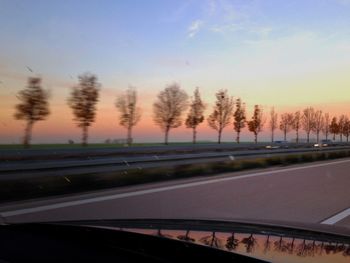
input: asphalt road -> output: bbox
[1,158,350,230]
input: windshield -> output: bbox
[1,0,350,252]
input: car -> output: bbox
[314,139,333,147]
[321,139,333,147]
[266,140,289,149]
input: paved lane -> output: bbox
[1,159,350,229]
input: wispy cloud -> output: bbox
[204,0,267,38]
[335,0,350,5]
[210,23,244,34]
[207,0,217,16]
[187,20,204,38]
[160,1,192,22]
[250,27,273,38]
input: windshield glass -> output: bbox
[1,0,350,246]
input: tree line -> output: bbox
[14,74,350,147]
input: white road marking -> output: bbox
[321,208,350,225]
[1,159,350,218]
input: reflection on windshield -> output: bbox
[120,227,350,263]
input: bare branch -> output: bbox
[207,89,234,144]
[14,77,50,147]
[233,98,246,143]
[248,105,265,144]
[269,107,278,142]
[279,113,294,141]
[302,107,316,143]
[153,83,188,144]
[116,86,141,145]
[185,87,206,144]
[67,73,100,146]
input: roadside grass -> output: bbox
[1,150,350,203]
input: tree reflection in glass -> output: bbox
[241,234,257,253]
[226,233,239,251]
[263,235,272,254]
[156,229,172,239]
[177,230,195,242]
[199,231,223,249]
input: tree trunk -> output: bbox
[127,126,132,146]
[316,132,320,143]
[284,130,287,141]
[271,129,274,143]
[236,131,240,144]
[296,130,299,143]
[164,127,169,145]
[192,127,197,144]
[218,129,222,144]
[82,125,88,146]
[23,120,33,148]
[307,131,310,143]
[340,134,343,142]
[333,133,336,141]
[254,133,258,144]
[325,133,328,140]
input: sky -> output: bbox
[0,0,350,143]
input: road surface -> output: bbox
[1,158,350,231]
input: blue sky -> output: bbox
[1,0,350,81]
[1,0,350,143]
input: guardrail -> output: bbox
[1,142,349,161]
[1,146,350,176]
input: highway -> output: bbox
[2,142,349,161]
[1,158,350,231]
[1,146,350,180]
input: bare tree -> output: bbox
[177,230,195,242]
[338,115,347,142]
[293,111,302,143]
[153,83,188,144]
[330,117,339,141]
[312,110,324,143]
[185,87,206,144]
[233,98,246,143]
[115,86,141,146]
[199,232,224,249]
[322,113,330,141]
[68,73,100,146]
[248,105,265,144]
[279,113,294,141]
[14,77,50,147]
[269,107,278,142]
[302,107,316,143]
[343,117,350,142]
[241,234,257,253]
[226,233,239,251]
[207,89,234,144]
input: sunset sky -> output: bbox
[1,0,350,143]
